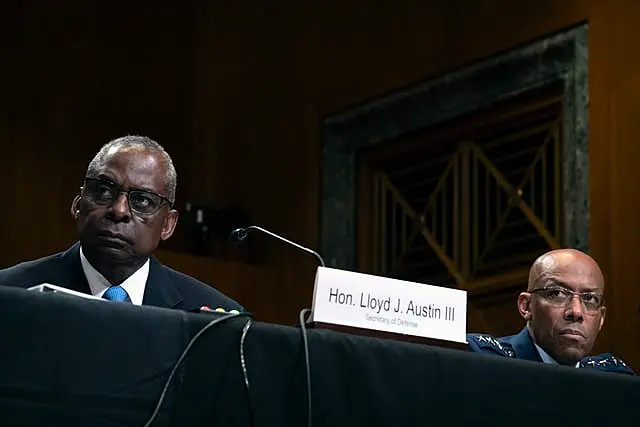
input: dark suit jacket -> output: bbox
[0,242,244,312]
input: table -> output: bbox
[1,286,639,427]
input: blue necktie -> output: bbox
[103,285,131,303]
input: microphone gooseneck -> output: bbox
[229,226,325,267]
[230,225,319,427]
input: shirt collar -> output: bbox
[79,246,149,306]
[534,342,558,364]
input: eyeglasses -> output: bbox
[529,286,604,312]
[82,177,173,216]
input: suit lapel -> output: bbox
[510,327,543,362]
[142,257,183,309]
[59,244,184,309]
[58,242,92,294]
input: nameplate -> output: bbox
[310,267,467,343]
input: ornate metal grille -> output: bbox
[370,109,562,291]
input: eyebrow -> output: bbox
[95,174,159,194]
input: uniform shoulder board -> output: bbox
[467,334,516,358]
[576,353,637,375]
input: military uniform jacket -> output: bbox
[467,327,636,375]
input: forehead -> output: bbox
[542,253,604,291]
[96,147,167,192]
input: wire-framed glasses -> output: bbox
[529,286,604,312]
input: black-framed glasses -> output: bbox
[82,177,173,216]
[529,286,604,312]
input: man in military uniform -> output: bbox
[467,248,635,375]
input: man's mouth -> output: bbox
[559,328,585,338]
[96,230,131,244]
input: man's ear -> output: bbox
[598,305,606,331]
[70,195,81,219]
[517,292,533,321]
[160,209,179,241]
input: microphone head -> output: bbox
[229,228,248,245]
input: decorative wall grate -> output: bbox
[321,25,588,273]
[371,109,563,290]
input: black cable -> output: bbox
[240,318,253,391]
[142,312,254,427]
[239,318,255,427]
[298,308,313,427]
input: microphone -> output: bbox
[230,225,321,426]
[229,226,325,267]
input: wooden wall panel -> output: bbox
[1,0,639,367]
[587,0,615,354]
[0,1,198,263]
[603,0,640,366]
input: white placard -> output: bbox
[310,267,467,343]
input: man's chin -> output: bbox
[90,245,135,264]
[554,347,586,365]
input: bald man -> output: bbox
[467,249,635,375]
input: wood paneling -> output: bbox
[1,0,639,367]
[604,0,640,365]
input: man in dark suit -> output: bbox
[467,249,635,375]
[0,135,243,312]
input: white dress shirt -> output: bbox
[79,246,149,306]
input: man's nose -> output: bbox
[109,193,131,220]
[564,295,585,321]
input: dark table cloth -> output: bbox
[1,286,638,427]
